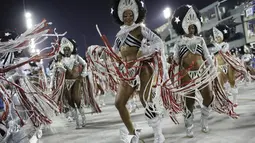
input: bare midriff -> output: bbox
[120,45,139,67]
[65,65,81,79]
[181,51,204,70]
[119,27,142,68]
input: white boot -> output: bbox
[201,106,210,133]
[120,127,141,143]
[130,129,141,143]
[79,107,86,127]
[184,112,194,138]
[230,87,238,107]
[74,109,80,129]
[67,109,74,122]
[71,108,76,120]
[147,116,165,143]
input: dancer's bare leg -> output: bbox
[64,87,74,121]
[65,88,73,108]
[72,80,82,108]
[181,75,196,113]
[200,85,213,107]
[115,81,135,134]
[72,79,86,127]
[139,62,153,107]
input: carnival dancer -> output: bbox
[53,37,100,129]
[110,0,167,142]
[169,5,237,138]
[49,54,75,119]
[211,24,239,105]
[86,44,139,113]
[0,26,60,142]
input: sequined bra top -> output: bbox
[173,36,213,65]
[115,33,141,49]
[177,36,204,59]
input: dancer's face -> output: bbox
[123,10,134,26]
[188,25,196,35]
[63,47,72,57]
[216,36,223,43]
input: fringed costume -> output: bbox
[211,24,240,105]
[50,37,101,129]
[166,5,238,138]
[0,20,63,142]
[103,0,168,142]
[86,45,112,107]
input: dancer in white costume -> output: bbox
[51,37,101,129]
[211,24,239,106]
[110,0,168,142]
[168,5,238,138]
[0,20,62,142]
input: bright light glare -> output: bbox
[25,12,32,18]
[163,7,171,19]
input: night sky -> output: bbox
[0,0,216,56]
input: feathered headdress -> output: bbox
[171,5,202,35]
[213,24,230,42]
[111,0,146,25]
[60,37,77,55]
